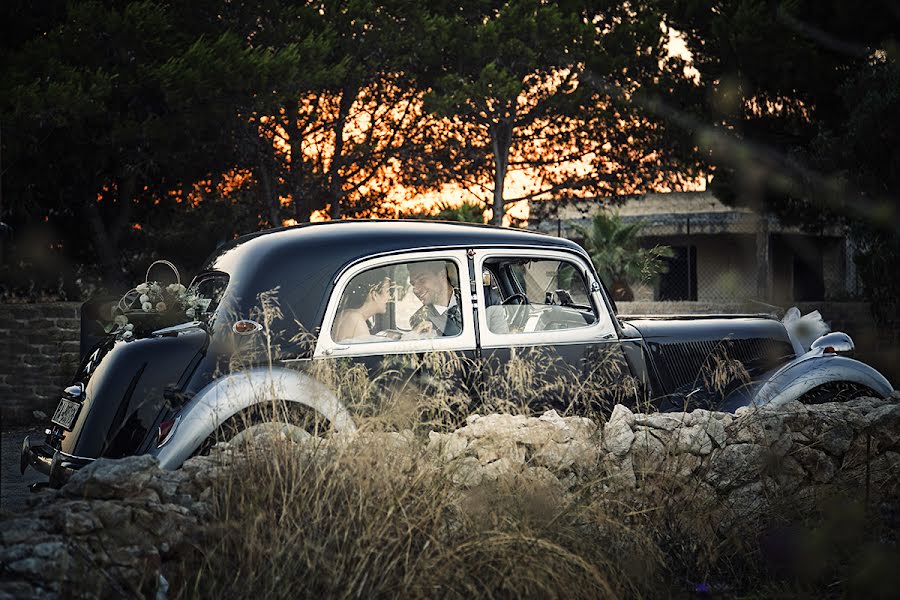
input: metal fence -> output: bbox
[647,240,759,303]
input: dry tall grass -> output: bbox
[170,424,899,600]
[171,436,665,600]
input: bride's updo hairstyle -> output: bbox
[339,269,390,311]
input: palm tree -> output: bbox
[576,211,673,301]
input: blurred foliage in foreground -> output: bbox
[664,1,899,324]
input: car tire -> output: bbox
[199,401,331,454]
[797,381,878,405]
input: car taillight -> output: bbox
[157,417,179,448]
[233,320,263,335]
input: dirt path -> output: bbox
[1,428,47,514]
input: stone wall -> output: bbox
[0,303,82,425]
[428,398,900,509]
[1,397,898,598]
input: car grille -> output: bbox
[654,337,796,394]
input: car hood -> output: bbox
[621,315,796,396]
[58,328,208,459]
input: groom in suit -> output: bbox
[407,261,462,337]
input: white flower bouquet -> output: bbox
[111,260,205,338]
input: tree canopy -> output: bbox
[1,0,337,283]
[409,0,695,224]
[7,0,894,301]
[661,0,899,228]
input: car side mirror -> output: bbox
[810,332,854,356]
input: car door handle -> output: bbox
[323,345,350,356]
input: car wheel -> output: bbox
[199,401,331,454]
[797,381,878,405]
[225,422,312,446]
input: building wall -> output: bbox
[627,231,847,303]
[694,234,757,302]
[822,240,846,299]
[0,303,82,424]
[529,192,853,303]
[642,234,758,302]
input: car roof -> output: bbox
[210,219,584,267]
[206,220,587,289]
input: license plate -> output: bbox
[51,398,81,430]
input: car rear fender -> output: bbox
[751,352,892,409]
[151,367,355,469]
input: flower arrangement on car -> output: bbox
[110,260,206,339]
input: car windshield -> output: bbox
[188,272,229,318]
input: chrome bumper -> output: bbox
[20,435,94,488]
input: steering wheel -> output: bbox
[501,293,528,306]
[501,293,530,331]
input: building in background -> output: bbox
[529,191,858,304]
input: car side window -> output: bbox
[331,259,463,344]
[485,257,598,334]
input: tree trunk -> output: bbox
[82,173,136,285]
[82,199,122,284]
[109,174,135,247]
[283,97,313,223]
[257,158,280,227]
[489,114,514,226]
[328,85,356,220]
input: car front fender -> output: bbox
[151,367,356,469]
[752,354,893,409]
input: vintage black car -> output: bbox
[22,221,894,486]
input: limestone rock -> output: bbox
[728,410,785,445]
[673,425,714,456]
[634,413,689,431]
[427,431,469,462]
[0,518,47,546]
[792,446,836,483]
[63,455,161,501]
[671,453,703,477]
[772,455,807,492]
[539,409,596,442]
[521,466,564,492]
[818,422,855,456]
[866,403,900,446]
[3,396,898,599]
[603,404,635,456]
[631,427,666,475]
[602,452,636,488]
[704,443,767,491]
[722,481,770,521]
[482,457,520,481]
[694,413,727,448]
[449,456,483,487]
[532,438,597,471]
[472,439,526,466]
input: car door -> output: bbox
[472,247,647,414]
[312,250,479,424]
